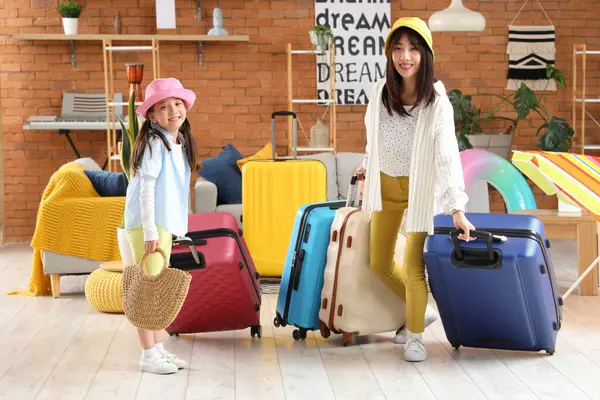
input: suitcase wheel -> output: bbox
[250,325,262,338]
[545,348,555,355]
[319,321,331,339]
[341,332,354,347]
[292,329,307,341]
[168,332,180,337]
[273,315,282,328]
[452,344,460,350]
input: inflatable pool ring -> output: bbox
[460,148,537,212]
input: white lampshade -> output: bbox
[428,0,486,32]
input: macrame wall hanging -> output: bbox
[506,0,556,91]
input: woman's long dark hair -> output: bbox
[382,26,436,117]
[130,105,200,177]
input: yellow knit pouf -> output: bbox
[85,267,123,313]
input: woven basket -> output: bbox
[121,247,192,331]
[85,268,124,313]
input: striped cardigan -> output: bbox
[361,78,469,235]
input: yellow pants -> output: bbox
[369,172,428,333]
[126,225,173,276]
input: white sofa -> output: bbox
[193,152,366,227]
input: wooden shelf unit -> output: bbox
[285,42,337,157]
[11,32,252,172]
[102,38,160,172]
[11,33,250,67]
[13,34,250,41]
[572,44,600,154]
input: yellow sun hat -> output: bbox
[385,17,435,59]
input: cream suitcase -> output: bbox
[318,175,407,346]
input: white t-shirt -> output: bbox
[378,104,418,177]
[171,143,186,185]
[140,139,187,241]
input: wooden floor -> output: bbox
[1,240,599,400]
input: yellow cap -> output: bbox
[385,17,435,59]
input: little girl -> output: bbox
[124,77,199,374]
[357,17,475,362]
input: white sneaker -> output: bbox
[158,349,188,369]
[140,355,178,374]
[404,331,427,362]
[394,305,439,344]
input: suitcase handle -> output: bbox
[292,249,306,291]
[271,111,296,119]
[346,174,364,208]
[271,111,297,159]
[172,236,204,265]
[450,229,502,269]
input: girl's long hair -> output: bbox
[130,105,200,177]
[382,26,436,117]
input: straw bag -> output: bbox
[121,247,192,331]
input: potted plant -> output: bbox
[115,91,141,266]
[449,65,573,158]
[57,0,84,35]
[309,24,334,55]
[449,88,518,158]
[531,66,573,152]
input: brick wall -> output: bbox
[1,0,599,243]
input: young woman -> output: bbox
[356,17,475,362]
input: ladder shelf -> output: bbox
[286,42,337,157]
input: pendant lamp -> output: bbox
[428,0,486,32]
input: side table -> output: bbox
[513,209,599,296]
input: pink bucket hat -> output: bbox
[136,77,196,118]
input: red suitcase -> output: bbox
[166,212,263,338]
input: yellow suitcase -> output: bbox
[241,111,328,277]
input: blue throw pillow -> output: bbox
[84,170,127,197]
[199,144,244,205]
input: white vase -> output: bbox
[466,132,514,159]
[309,30,330,54]
[558,198,581,214]
[62,18,78,35]
[310,118,330,148]
[117,227,135,266]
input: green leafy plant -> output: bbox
[449,64,573,152]
[56,0,84,18]
[448,88,518,151]
[118,91,141,184]
[309,24,334,54]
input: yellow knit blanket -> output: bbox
[9,162,125,296]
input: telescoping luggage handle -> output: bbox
[449,229,507,269]
[271,111,297,160]
[346,173,364,208]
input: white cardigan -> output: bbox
[361,78,469,235]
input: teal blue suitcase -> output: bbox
[274,200,345,340]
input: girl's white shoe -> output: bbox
[158,349,188,369]
[140,355,178,374]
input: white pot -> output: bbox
[466,133,513,160]
[558,198,581,214]
[117,227,135,266]
[309,30,329,54]
[62,18,78,35]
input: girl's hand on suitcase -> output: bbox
[453,211,475,242]
[145,240,159,255]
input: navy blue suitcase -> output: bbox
[423,212,563,355]
[274,200,346,340]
